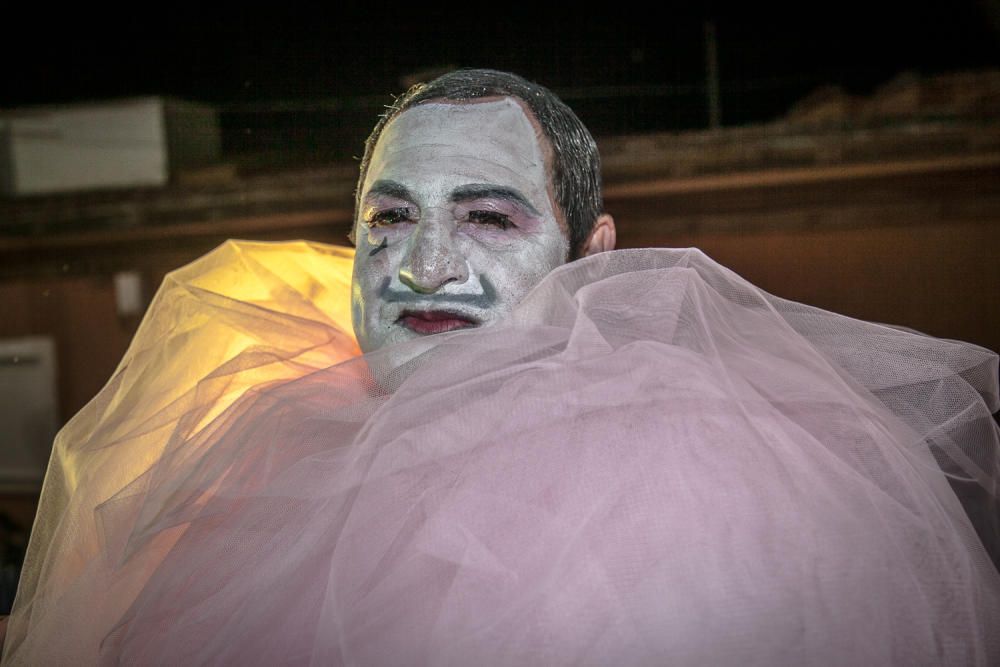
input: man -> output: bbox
[4,70,999,665]
[349,69,615,352]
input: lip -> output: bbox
[397,309,480,335]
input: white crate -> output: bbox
[0,337,58,492]
[0,97,219,196]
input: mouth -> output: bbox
[397,308,480,335]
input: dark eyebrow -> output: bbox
[364,179,416,202]
[449,184,541,216]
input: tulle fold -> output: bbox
[5,242,999,666]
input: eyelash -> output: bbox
[466,210,514,230]
[368,208,414,226]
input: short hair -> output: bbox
[354,69,604,260]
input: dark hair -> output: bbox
[354,69,604,260]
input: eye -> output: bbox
[467,210,514,230]
[368,207,414,226]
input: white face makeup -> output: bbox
[351,98,569,353]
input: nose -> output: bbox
[398,216,469,293]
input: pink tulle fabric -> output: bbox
[5,241,1000,666]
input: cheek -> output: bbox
[493,263,551,300]
[365,224,414,246]
[352,256,393,326]
[355,233,401,283]
[473,241,564,307]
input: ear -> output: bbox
[582,213,616,257]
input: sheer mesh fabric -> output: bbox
[5,242,999,666]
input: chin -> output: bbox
[359,326,423,355]
[359,330,446,387]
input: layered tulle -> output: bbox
[5,242,999,666]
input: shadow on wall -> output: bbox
[0,510,30,614]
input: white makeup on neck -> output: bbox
[351,97,569,353]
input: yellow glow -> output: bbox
[52,240,360,520]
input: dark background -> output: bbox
[5,2,999,146]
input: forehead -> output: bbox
[364,98,551,197]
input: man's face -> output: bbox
[351,97,569,352]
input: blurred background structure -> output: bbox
[0,2,998,611]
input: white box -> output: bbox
[0,97,220,196]
[0,337,58,492]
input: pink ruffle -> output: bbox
[6,243,999,666]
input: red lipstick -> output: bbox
[398,310,479,335]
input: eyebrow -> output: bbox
[449,184,541,216]
[364,179,416,203]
